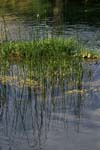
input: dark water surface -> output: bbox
[0,0,100,49]
[0,1,100,150]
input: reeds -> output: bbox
[0,15,99,61]
[0,37,99,60]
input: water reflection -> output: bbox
[0,1,100,149]
[0,16,100,51]
[0,58,100,149]
[0,0,100,49]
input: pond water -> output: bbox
[0,1,100,150]
[0,0,100,49]
[0,58,100,150]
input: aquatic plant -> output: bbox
[0,37,99,60]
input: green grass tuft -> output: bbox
[0,38,100,60]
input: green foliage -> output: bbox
[0,38,99,60]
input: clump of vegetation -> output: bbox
[80,48,100,59]
[0,38,100,60]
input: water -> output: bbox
[0,58,100,150]
[0,1,100,150]
[0,0,100,49]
